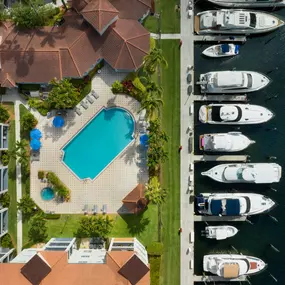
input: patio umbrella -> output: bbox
[53,116,64,128]
[140,134,149,147]
[30,129,42,140]
[30,139,41,151]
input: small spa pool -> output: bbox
[41,187,55,201]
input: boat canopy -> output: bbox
[210,199,240,215]
[221,44,230,53]
[210,199,223,215]
[215,72,244,87]
[223,263,239,278]
[226,199,240,215]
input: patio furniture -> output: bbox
[75,107,82,116]
[92,205,98,215]
[139,109,146,121]
[83,204,88,214]
[91,90,99,99]
[89,244,94,249]
[81,101,89,109]
[86,95,94,104]
[102,204,107,214]
[187,73,192,84]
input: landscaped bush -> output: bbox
[43,213,61,219]
[149,256,161,285]
[38,170,45,180]
[0,104,9,123]
[21,112,38,132]
[132,77,146,94]
[111,80,123,94]
[17,195,38,218]
[1,151,10,166]
[0,233,13,248]
[0,192,10,208]
[147,241,163,256]
[47,172,71,202]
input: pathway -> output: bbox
[180,0,195,284]
[150,33,181,39]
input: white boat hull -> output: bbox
[208,0,285,8]
[205,225,239,240]
[202,44,240,58]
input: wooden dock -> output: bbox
[194,215,247,222]
[193,35,247,43]
[193,155,248,162]
[193,275,247,282]
[194,95,247,102]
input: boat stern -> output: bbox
[199,105,208,123]
[199,135,205,150]
[203,255,212,272]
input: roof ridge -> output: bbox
[107,252,124,269]
[127,40,148,55]
[69,29,88,49]
[113,35,125,68]
[125,42,137,69]
[64,48,81,77]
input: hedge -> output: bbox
[47,171,70,201]
[149,256,161,285]
[43,213,61,219]
[147,241,163,256]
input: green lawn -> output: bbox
[160,40,180,285]
[4,103,17,248]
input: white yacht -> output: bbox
[207,0,285,8]
[195,193,276,216]
[202,44,240,58]
[197,71,270,93]
[203,254,267,278]
[199,104,274,125]
[200,132,255,152]
[195,9,284,34]
[201,163,282,183]
[203,225,239,240]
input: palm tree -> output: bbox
[15,140,28,152]
[140,92,163,119]
[143,48,168,74]
[145,176,167,205]
[9,140,29,166]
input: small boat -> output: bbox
[199,104,274,125]
[202,225,239,240]
[202,44,240,58]
[203,254,267,278]
[200,132,255,152]
[195,193,276,216]
[207,0,285,8]
[197,71,270,93]
[201,163,282,184]
[195,9,284,34]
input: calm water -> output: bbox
[194,3,285,284]
[41,187,55,201]
[62,108,134,180]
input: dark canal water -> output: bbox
[194,2,285,284]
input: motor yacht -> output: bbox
[200,132,255,152]
[202,44,240,58]
[207,0,285,8]
[203,254,267,278]
[195,193,276,216]
[199,104,274,125]
[195,9,284,34]
[197,71,270,93]
[202,225,239,240]
[201,163,282,183]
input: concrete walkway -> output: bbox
[180,1,195,285]
[150,33,181,39]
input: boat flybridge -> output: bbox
[202,44,240,58]
[207,0,285,8]
[202,225,239,240]
[201,163,282,184]
[195,9,284,34]
[200,132,255,152]
[197,71,270,93]
[203,254,267,278]
[199,104,274,125]
[195,193,276,216]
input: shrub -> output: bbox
[0,192,10,208]
[0,104,9,123]
[21,112,38,132]
[28,98,49,116]
[47,172,71,201]
[43,213,61,219]
[28,214,48,243]
[111,80,123,94]
[132,77,146,94]
[147,241,163,256]
[0,233,13,248]
[38,170,45,180]
[149,256,161,284]
[17,195,37,218]
[1,151,10,166]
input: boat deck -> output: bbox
[194,95,247,101]
[194,215,247,222]
[194,35,247,42]
[193,275,247,282]
[193,155,248,162]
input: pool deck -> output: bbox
[30,65,148,214]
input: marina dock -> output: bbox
[193,275,247,282]
[194,215,247,222]
[193,155,248,162]
[193,35,247,43]
[194,95,248,102]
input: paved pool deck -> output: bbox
[30,65,148,214]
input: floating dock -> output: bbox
[193,35,247,43]
[194,215,247,222]
[193,155,248,162]
[194,95,248,102]
[193,275,247,282]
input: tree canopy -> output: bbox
[28,214,48,243]
[9,140,29,167]
[21,112,38,132]
[145,176,167,205]
[143,48,168,74]
[17,194,37,218]
[0,104,9,123]
[47,78,80,110]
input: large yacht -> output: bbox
[195,193,276,216]
[197,71,270,93]
[199,104,274,125]
[207,0,285,8]
[203,254,267,278]
[200,132,255,152]
[195,9,284,34]
[201,163,282,183]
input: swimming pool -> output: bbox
[62,107,135,180]
[41,187,55,201]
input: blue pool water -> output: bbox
[41,187,55,201]
[62,108,135,180]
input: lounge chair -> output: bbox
[91,90,99,99]
[86,95,94,104]
[81,101,89,109]
[102,204,107,214]
[139,109,146,121]
[92,205,98,215]
[75,107,82,116]
[83,204,88,215]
